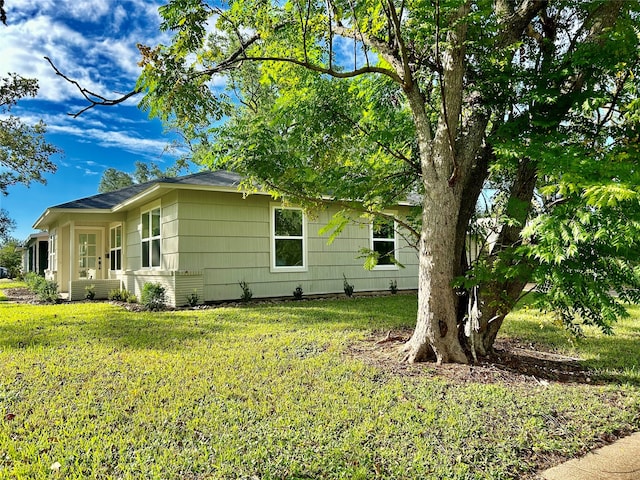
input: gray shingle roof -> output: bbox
[52,171,243,210]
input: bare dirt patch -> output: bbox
[2,287,39,304]
[349,328,595,386]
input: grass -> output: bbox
[0,287,639,479]
[501,302,640,385]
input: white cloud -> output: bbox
[49,123,172,157]
[0,1,170,104]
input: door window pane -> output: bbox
[78,233,97,279]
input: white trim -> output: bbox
[270,204,308,273]
[370,216,399,271]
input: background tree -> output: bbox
[0,73,59,195]
[98,168,135,193]
[97,159,190,193]
[0,208,16,244]
[0,239,22,279]
[0,209,20,278]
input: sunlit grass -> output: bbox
[0,280,24,301]
[0,280,27,290]
[501,301,640,385]
[0,295,638,479]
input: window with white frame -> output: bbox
[272,206,305,269]
[141,208,161,268]
[371,216,397,268]
[48,232,56,272]
[110,225,123,271]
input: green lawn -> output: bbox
[0,290,638,479]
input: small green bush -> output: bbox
[186,289,199,307]
[239,281,253,302]
[85,284,96,300]
[343,274,354,297]
[24,273,60,303]
[24,272,45,292]
[108,289,124,301]
[37,280,60,303]
[141,282,166,311]
[108,289,135,302]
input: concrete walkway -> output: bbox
[541,432,640,480]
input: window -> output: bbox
[110,225,122,271]
[371,217,397,268]
[141,208,161,268]
[48,232,56,272]
[272,207,305,270]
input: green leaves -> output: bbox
[0,74,59,195]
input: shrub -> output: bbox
[108,289,125,301]
[24,273,60,303]
[343,274,354,297]
[24,272,45,292]
[293,285,304,300]
[389,279,398,294]
[239,280,253,302]
[141,282,166,311]
[186,289,199,307]
[108,289,135,303]
[37,280,60,303]
[85,284,96,300]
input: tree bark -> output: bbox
[403,180,469,364]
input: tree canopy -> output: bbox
[0,73,59,196]
[103,0,640,363]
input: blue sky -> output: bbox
[0,0,187,240]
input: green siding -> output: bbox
[173,190,419,302]
[46,188,418,305]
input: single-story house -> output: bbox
[33,170,419,305]
[21,232,50,276]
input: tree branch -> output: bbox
[200,54,402,83]
[45,57,140,117]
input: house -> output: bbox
[20,232,49,276]
[33,171,419,305]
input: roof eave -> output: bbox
[111,182,268,212]
[33,208,113,230]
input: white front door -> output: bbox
[77,231,102,280]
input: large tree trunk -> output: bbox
[403,182,468,364]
